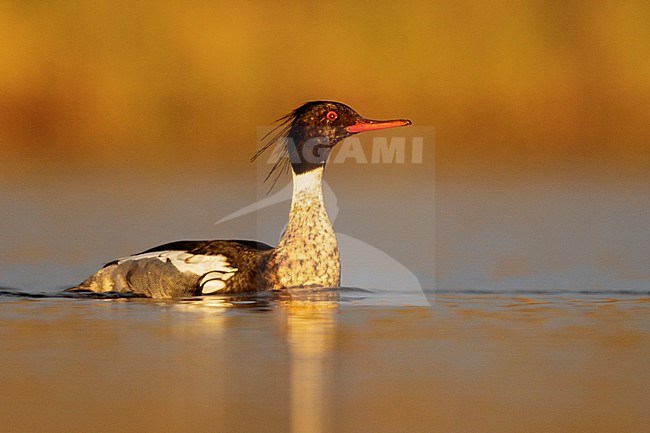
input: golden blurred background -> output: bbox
[1,1,649,176]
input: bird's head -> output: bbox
[253,101,411,188]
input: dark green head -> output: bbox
[253,101,411,185]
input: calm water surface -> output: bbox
[0,292,648,433]
[1,168,649,432]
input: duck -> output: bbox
[66,101,411,298]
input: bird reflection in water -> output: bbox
[281,289,337,433]
[168,288,338,433]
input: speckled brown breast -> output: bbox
[263,168,340,290]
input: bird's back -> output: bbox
[67,240,274,298]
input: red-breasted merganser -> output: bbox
[67,101,411,298]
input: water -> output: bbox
[1,166,649,432]
[1,292,648,433]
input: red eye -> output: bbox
[326,111,338,121]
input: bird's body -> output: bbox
[67,101,410,298]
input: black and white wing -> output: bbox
[68,240,274,298]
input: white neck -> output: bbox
[291,167,325,205]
